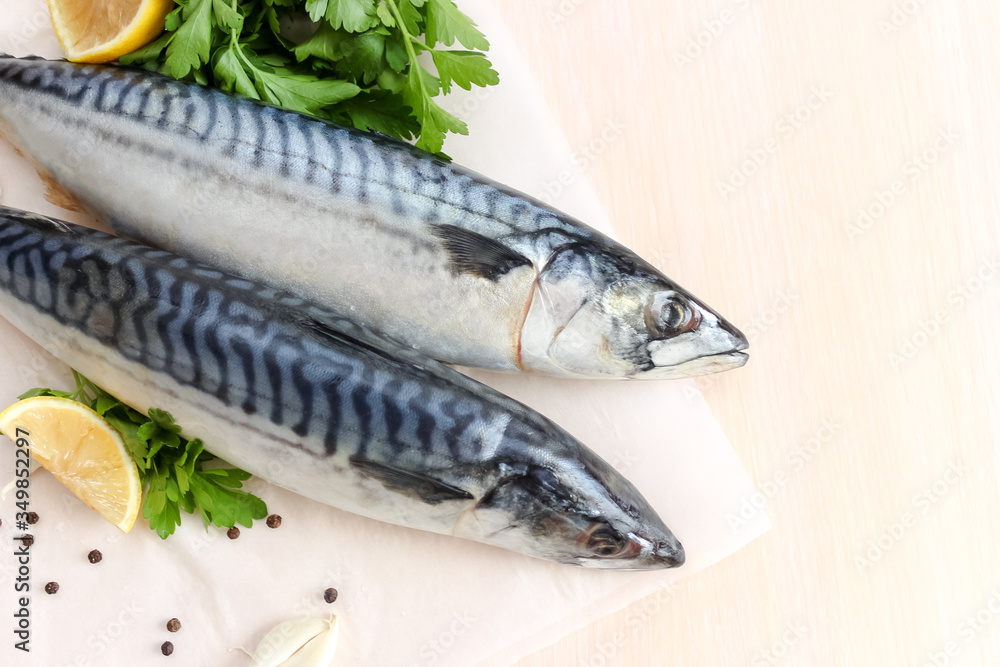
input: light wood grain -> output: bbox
[497,1,1000,665]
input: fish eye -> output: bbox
[645,291,701,339]
[584,525,628,557]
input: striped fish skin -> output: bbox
[0,206,684,569]
[0,56,747,380]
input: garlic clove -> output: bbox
[249,615,338,667]
[279,616,339,667]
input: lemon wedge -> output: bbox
[46,0,175,64]
[0,396,142,532]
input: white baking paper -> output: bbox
[0,1,770,665]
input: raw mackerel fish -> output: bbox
[0,55,748,379]
[0,206,684,569]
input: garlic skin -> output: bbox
[250,615,339,667]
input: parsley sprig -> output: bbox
[120,0,499,154]
[21,371,267,539]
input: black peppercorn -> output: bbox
[266,514,282,528]
[88,549,103,564]
[26,511,39,524]
[44,582,58,595]
[324,587,338,604]
[161,641,174,656]
[227,526,240,539]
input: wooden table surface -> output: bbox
[499,1,1000,665]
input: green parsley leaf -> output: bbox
[212,0,245,31]
[165,0,215,79]
[401,61,467,152]
[384,34,409,73]
[22,371,268,540]
[430,48,498,94]
[341,89,419,139]
[325,0,378,32]
[165,5,185,32]
[425,0,488,50]
[376,67,406,94]
[304,0,330,23]
[213,43,261,99]
[376,3,396,27]
[333,31,386,83]
[255,67,361,113]
[119,32,174,67]
[120,0,498,152]
[292,21,350,62]
[18,387,73,400]
[103,411,148,464]
[395,0,425,36]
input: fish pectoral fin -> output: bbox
[430,224,532,281]
[1,118,87,214]
[348,455,474,505]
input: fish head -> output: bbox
[456,448,684,570]
[520,242,748,378]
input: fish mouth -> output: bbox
[654,541,686,567]
[719,312,750,352]
[639,535,686,568]
[639,350,749,379]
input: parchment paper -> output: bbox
[0,1,770,664]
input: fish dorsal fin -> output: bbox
[298,315,453,378]
[430,224,532,281]
[349,455,474,505]
[299,316,402,363]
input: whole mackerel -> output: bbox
[0,56,747,379]
[0,206,684,569]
